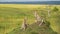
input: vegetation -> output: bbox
[8,21,57,34]
[0,4,60,34]
[53,7,59,12]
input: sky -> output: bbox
[0,0,60,2]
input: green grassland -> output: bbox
[0,4,60,34]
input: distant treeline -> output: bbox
[0,1,60,5]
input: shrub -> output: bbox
[53,7,59,12]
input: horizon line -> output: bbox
[0,1,60,2]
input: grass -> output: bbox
[0,4,60,34]
[8,19,57,34]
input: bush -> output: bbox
[53,7,59,12]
